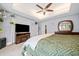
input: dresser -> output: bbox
[15,32,30,44]
[55,31,79,35]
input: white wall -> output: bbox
[39,14,79,35]
[3,14,14,45]
[2,13,38,45]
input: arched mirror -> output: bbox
[58,20,73,32]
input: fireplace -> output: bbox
[15,24,30,44]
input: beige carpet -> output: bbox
[0,43,24,56]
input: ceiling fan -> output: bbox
[36,3,53,15]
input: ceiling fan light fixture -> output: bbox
[36,3,53,15]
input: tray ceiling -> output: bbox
[1,3,79,22]
[12,3,71,20]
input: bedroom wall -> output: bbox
[39,14,79,35]
[2,13,38,45]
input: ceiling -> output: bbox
[12,3,71,20]
[0,3,79,22]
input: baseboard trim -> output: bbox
[6,42,13,46]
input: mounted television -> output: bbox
[16,24,29,32]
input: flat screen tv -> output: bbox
[16,24,29,32]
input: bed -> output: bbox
[22,33,79,56]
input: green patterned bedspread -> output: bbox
[22,34,79,56]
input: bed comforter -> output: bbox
[22,34,79,56]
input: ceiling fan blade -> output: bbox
[45,3,52,9]
[36,4,43,9]
[46,9,53,12]
[36,10,42,13]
